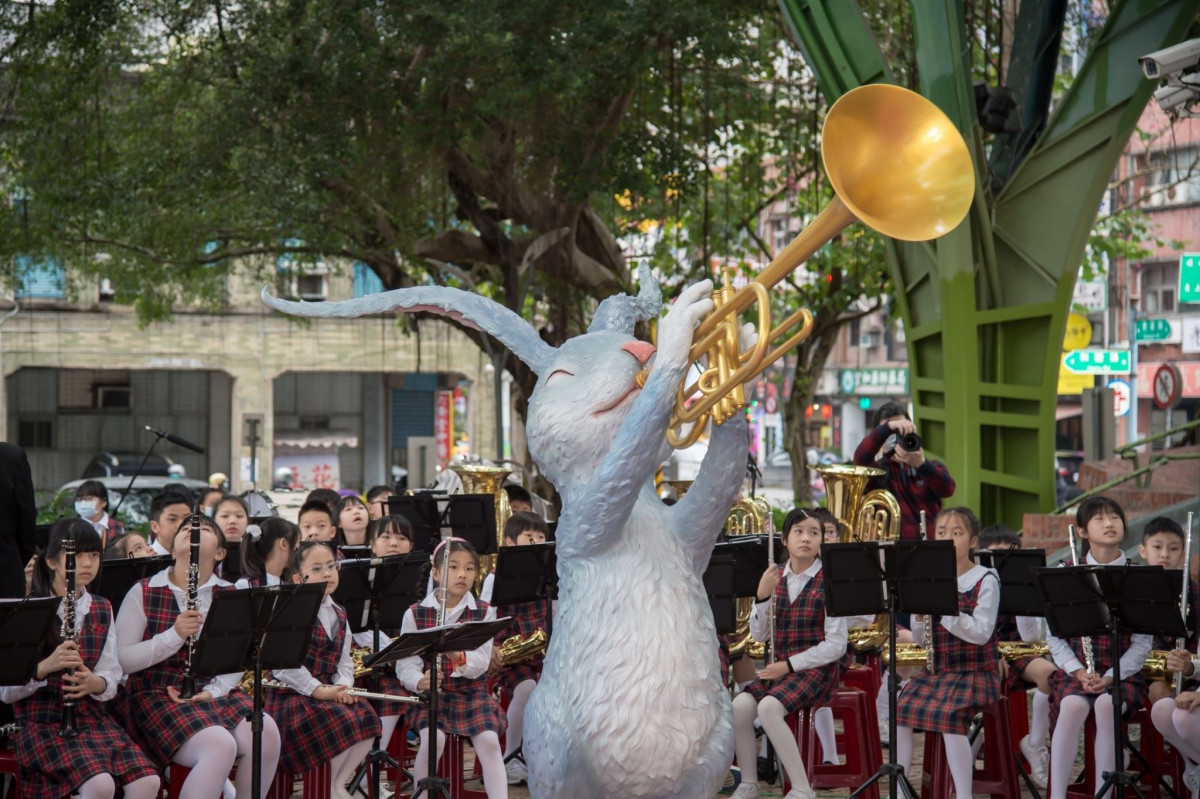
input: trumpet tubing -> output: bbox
[653,84,974,448]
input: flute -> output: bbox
[258,678,421,705]
[1067,524,1096,676]
[766,514,776,665]
[920,510,934,675]
[1177,512,1196,695]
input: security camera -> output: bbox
[1139,39,1200,79]
[1153,83,1196,114]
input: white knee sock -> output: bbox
[1173,707,1200,764]
[760,696,808,793]
[332,738,375,791]
[895,725,915,778]
[1029,689,1051,747]
[411,728,448,798]
[380,714,400,752]
[814,706,839,765]
[231,716,281,798]
[503,680,536,759]
[174,726,238,799]
[732,692,760,781]
[1050,695,1092,799]
[121,774,161,799]
[77,773,117,799]
[472,731,507,799]
[1093,692,1118,799]
[943,732,974,799]
[876,673,890,720]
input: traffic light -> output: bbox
[859,397,871,410]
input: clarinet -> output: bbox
[1067,524,1096,676]
[1176,512,1195,695]
[59,532,80,738]
[179,512,202,699]
[920,510,935,675]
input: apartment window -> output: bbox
[14,255,65,299]
[1139,147,1200,207]
[353,261,385,298]
[1140,263,1177,314]
[295,274,326,301]
[771,217,788,254]
[17,419,53,449]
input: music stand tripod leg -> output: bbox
[412,658,451,799]
[1094,619,1150,799]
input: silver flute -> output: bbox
[1067,524,1096,676]
[1176,512,1195,695]
[920,510,934,675]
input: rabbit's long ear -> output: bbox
[587,263,662,335]
[261,285,555,375]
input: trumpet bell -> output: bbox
[823,84,976,242]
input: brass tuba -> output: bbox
[725,496,772,661]
[451,464,513,593]
[638,84,975,449]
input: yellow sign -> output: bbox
[1058,354,1096,395]
[1063,313,1093,351]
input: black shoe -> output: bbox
[756,756,777,785]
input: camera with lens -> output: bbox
[898,432,922,452]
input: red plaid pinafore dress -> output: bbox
[124,580,253,766]
[1048,627,1149,730]
[407,603,505,737]
[743,567,845,713]
[896,574,1002,735]
[996,612,1040,691]
[1153,577,1198,653]
[266,603,381,773]
[353,625,414,720]
[490,598,549,696]
[12,596,158,799]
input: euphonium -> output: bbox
[641,84,974,449]
[498,628,549,666]
[451,464,512,593]
[725,496,770,661]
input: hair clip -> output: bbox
[432,536,467,558]
[245,524,262,541]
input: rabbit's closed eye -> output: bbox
[546,369,574,383]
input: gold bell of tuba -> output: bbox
[724,496,772,661]
[451,463,513,594]
[498,628,550,666]
[639,83,975,449]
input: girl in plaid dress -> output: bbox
[729,508,849,799]
[1,519,160,799]
[397,538,508,799]
[895,507,1001,799]
[268,541,381,799]
[235,517,299,588]
[116,514,280,799]
[488,512,552,785]
[349,515,419,751]
[1046,496,1151,799]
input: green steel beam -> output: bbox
[777,0,1200,529]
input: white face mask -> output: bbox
[74,500,99,518]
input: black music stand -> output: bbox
[387,495,442,554]
[92,555,173,613]
[1037,566,1185,799]
[490,542,557,609]
[0,597,63,685]
[444,495,498,557]
[335,554,432,799]
[190,582,326,799]
[823,540,959,799]
[368,618,512,799]
[703,535,770,635]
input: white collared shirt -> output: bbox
[395,593,496,693]
[912,564,1000,647]
[150,539,170,556]
[749,559,849,673]
[115,567,240,697]
[0,590,121,703]
[234,572,281,590]
[86,513,110,540]
[1045,551,1153,678]
[272,595,355,696]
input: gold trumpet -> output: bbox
[641,84,974,449]
[498,628,549,666]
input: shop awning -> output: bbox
[1055,406,1082,421]
[272,430,359,449]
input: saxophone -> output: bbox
[179,512,202,699]
[497,628,549,665]
[59,533,79,738]
[920,510,935,675]
[1067,524,1096,676]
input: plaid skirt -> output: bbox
[897,669,1002,735]
[365,673,417,718]
[14,716,159,799]
[265,689,381,773]
[407,681,505,737]
[1047,670,1148,732]
[743,666,840,715]
[127,690,252,766]
[1003,654,1043,692]
[490,659,542,698]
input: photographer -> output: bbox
[852,402,955,540]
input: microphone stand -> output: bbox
[110,434,167,519]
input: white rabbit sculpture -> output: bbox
[262,265,746,799]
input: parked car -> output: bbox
[1055,450,1085,507]
[81,452,178,478]
[48,476,209,529]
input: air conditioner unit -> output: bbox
[99,278,115,301]
[859,331,881,349]
[94,385,132,409]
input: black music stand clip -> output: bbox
[1037,565,1184,799]
[0,597,64,686]
[823,540,959,799]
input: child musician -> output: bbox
[488,512,552,784]
[116,514,280,799]
[396,538,508,799]
[895,507,1000,799]
[236,517,299,588]
[336,495,371,547]
[267,541,380,799]
[730,508,848,799]
[1,519,161,799]
[1141,516,1197,704]
[1046,496,1151,799]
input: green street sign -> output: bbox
[1135,318,1173,342]
[1182,253,1200,304]
[1063,349,1132,375]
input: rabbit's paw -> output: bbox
[656,279,714,369]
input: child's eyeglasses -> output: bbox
[305,562,340,575]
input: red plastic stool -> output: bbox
[166,765,191,799]
[386,719,417,788]
[1131,705,1183,799]
[1007,687,1030,746]
[271,763,332,799]
[398,734,487,799]
[783,688,882,799]
[0,748,21,799]
[920,697,1022,799]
